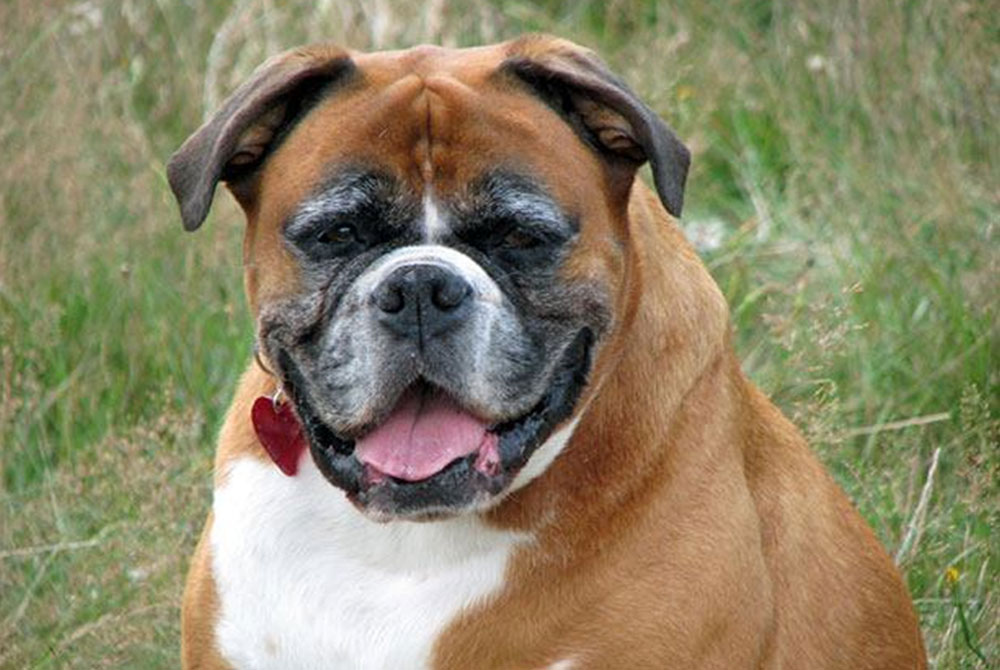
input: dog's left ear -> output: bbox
[503,35,690,217]
[167,45,355,231]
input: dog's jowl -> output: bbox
[168,37,927,669]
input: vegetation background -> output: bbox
[1,0,996,667]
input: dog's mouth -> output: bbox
[279,329,592,519]
[352,381,501,483]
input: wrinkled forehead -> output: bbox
[252,44,615,228]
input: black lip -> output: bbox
[278,328,593,518]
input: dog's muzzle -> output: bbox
[261,244,595,520]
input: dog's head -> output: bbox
[168,36,689,520]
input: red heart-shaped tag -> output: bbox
[251,396,307,476]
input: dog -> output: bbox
[168,35,927,669]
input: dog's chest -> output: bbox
[210,458,524,670]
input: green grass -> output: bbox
[1,0,996,667]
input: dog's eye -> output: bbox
[498,227,545,251]
[316,224,358,246]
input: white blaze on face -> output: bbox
[422,190,448,242]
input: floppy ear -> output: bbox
[503,36,690,217]
[167,45,356,231]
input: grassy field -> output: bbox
[1,0,996,667]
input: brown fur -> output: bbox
[177,38,926,668]
[433,187,926,668]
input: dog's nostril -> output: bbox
[432,275,471,311]
[374,284,405,314]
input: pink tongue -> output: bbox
[355,387,494,482]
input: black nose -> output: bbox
[372,265,473,341]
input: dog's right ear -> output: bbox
[167,45,356,231]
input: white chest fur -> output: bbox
[210,457,526,670]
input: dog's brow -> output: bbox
[290,180,376,230]
[494,188,566,228]
[286,171,405,234]
[471,172,575,233]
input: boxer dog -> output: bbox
[168,36,926,669]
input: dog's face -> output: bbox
[168,38,688,520]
